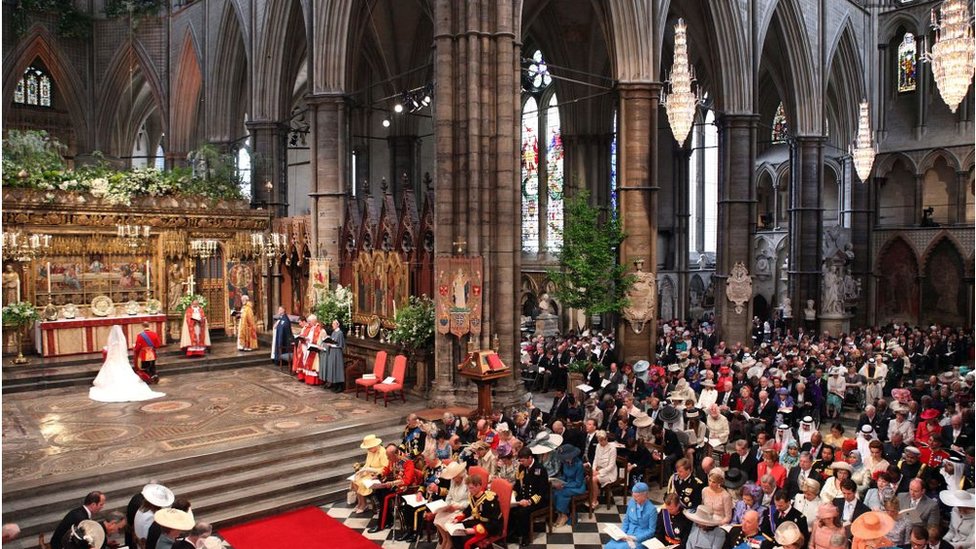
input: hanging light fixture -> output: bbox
[926,0,975,113]
[851,100,877,182]
[663,18,700,146]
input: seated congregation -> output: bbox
[345,321,974,549]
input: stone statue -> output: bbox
[537,293,554,316]
[167,263,186,311]
[821,265,843,315]
[780,296,792,319]
[804,299,816,321]
[697,253,707,270]
[534,292,559,336]
[3,264,21,305]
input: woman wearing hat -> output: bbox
[153,508,195,548]
[700,469,733,524]
[431,462,469,549]
[61,521,105,549]
[863,440,890,478]
[551,444,585,527]
[825,367,846,419]
[494,443,518,484]
[809,503,845,549]
[915,409,942,447]
[793,477,822,526]
[820,461,853,503]
[850,511,894,549]
[773,521,805,549]
[732,484,765,524]
[604,482,658,549]
[941,490,975,549]
[352,435,389,514]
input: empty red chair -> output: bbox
[355,350,387,399]
[373,354,407,407]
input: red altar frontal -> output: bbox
[34,314,167,357]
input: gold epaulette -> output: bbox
[484,490,496,501]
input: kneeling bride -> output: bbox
[89,325,166,403]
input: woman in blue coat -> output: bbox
[552,444,587,527]
[604,482,658,549]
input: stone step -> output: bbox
[2,419,404,546]
[2,343,272,394]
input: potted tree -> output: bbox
[2,301,39,364]
[388,295,434,394]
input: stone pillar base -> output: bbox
[819,314,851,336]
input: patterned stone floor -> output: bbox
[2,366,408,484]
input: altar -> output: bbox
[34,314,167,357]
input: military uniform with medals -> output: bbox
[398,461,447,541]
[508,458,550,544]
[666,472,705,509]
[403,425,427,458]
[453,489,503,549]
[722,527,774,549]
[655,507,691,547]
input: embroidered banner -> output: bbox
[308,257,330,311]
[435,256,483,337]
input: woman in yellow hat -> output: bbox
[351,434,389,513]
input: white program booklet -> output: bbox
[446,522,467,536]
[426,499,448,513]
[643,539,678,549]
[577,384,594,393]
[382,376,397,384]
[603,524,627,540]
[402,493,427,507]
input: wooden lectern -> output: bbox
[457,350,510,417]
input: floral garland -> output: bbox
[313,284,352,329]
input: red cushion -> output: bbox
[374,382,403,393]
[356,378,381,387]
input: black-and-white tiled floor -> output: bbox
[322,488,666,549]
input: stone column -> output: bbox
[876,44,888,139]
[914,35,928,139]
[307,93,348,273]
[714,114,758,346]
[673,146,692,321]
[849,160,873,327]
[914,174,925,225]
[788,136,824,329]
[615,82,659,363]
[956,171,969,224]
[430,0,521,407]
[246,120,289,217]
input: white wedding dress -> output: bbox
[89,325,166,403]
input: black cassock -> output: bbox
[271,314,295,362]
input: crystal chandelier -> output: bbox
[663,18,700,146]
[117,224,150,249]
[189,239,219,259]
[927,0,975,113]
[851,101,877,182]
[2,231,51,262]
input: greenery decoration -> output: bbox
[313,284,352,330]
[568,359,604,375]
[547,189,635,318]
[175,294,208,315]
[2,301,40,328]
[389,295,435,352]
[10,0,92,40]
[2,131,244,202]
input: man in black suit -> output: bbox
[51,491,106,549]
[547,388,573,425]
[941,414,973,452]
[785,452,817,499]
[832,479,869,526]
[761,491,808,540]
[753,390,777,435]
[727,439,759,482]
[582,419,599,465]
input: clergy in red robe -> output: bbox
[179,299,211,357]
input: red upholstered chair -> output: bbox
[355,350,387,399]
[374,354,407,407]
[476,477,512,548]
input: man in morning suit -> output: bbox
[832,479,870,526]
[51,491,106,549]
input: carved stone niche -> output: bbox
[725,261,752,315]
[622,260,657,334]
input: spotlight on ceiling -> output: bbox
[394,103,404,113]
[382,119,391,128]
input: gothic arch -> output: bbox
[704,1,750,112]
[875,235,919,272]
[917,148,962,176]
[875,152,918,177]
[253,0,308,120]
[170,31,203,155]
[963,149,975,172]
[208,1,249,142]
[874,236,919,324]
[758,0,819,135]
[605,0,655,82]
[920,236,966,326]
[313,0,355,93]
[95,40,166,158]
[824,20,864,147]
[878,11,925,45]
[2,25,90,150]
[919,231,967,273]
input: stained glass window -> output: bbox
[15,66,52,107]
[237,137,253,201]
[521,96,540,253]
[522,50,552,94]
[771,102,789,142]
[898,33,917,93]
[546,94,564,252]
[610,113,618,218]
[154,145,165,171]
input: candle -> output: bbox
[393,299,397,317]
[46,262,52,294]
[146,260,151,289]
[16,277,21,302]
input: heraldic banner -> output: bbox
[435,256,484,337]
[308,258,330,312]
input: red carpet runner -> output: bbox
[218,507,377,549]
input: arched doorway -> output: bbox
[922,239,966,326]
[195,249,225,330]
[875,238,918,325]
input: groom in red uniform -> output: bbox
[132,322,161,384]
